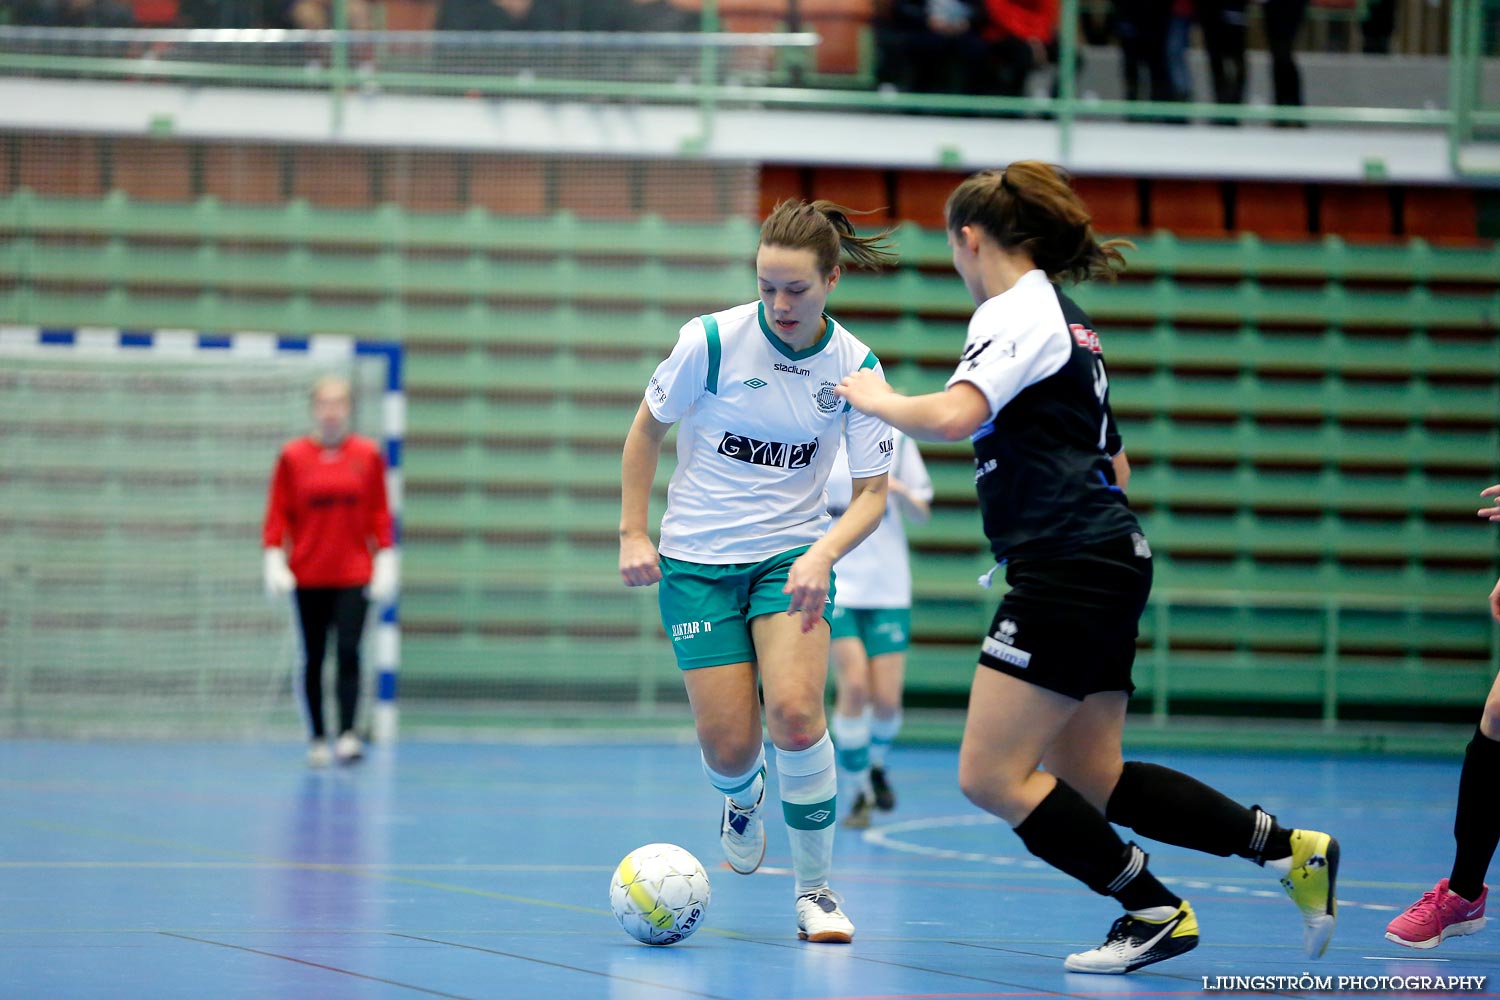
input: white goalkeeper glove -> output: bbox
[368,548,399,605]
[263,548,296,599]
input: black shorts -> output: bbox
[977,532,1152,701]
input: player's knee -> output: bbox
[957,751,1025,820]
[700,736,763,776]
[764,704,823,751]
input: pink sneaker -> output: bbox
[1385,879,1487,949]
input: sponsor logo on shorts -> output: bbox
[982,635,1032,668]
[1132,532,1152,559]
[671,620,713,641]
[982,618,1030,667]
[717,432,819,469]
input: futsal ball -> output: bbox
[609,843,711,946]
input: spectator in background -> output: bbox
[1361,0,1396,53]
[1196,0,1306,124]
[1263,0,1307,123]
[179,0,283,28]
[590,0,698,31]
[1195,0,1247,112]
[10,0,131,26]
[981,0,1059,98]
[435,0,583,32]
[1112,0,1185,105]
[873,0,995,96]
[286,0,371,29]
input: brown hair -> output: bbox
[945,162,1131,284]
[759,199,899,276]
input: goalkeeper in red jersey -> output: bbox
[262,375,395,767]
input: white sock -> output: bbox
[702,746,766,809]
[776,732,838,896]
[1265,855,1294,877]
[869,708,902,768]
[1127,904,1180,921]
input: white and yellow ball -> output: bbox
[608,843,711,945]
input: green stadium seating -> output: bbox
[4,188,1497,719]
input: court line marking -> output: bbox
[865,815,1399,912]
[738,930,1085,995]
[160,932,482,1000]
[393,933,735,1000]
[0,861,612,872]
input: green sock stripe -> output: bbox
[782,795,837,831]
[837,746,870,773]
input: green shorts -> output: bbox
[829,606,911,657]
[658,545,837,670]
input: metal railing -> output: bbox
[0,0,1494,170]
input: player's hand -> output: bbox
[619,531,662,587]
[1478,484,1500,523]
[1490,576,1500,622]
[263,548,295,599]
[367,548,398,604]
[835,368,892,415]
[783,550,832,634]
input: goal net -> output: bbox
[0,328,403,739]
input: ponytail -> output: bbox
[759,199,899,275]
[946,162,1130,284]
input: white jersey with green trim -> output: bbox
[645,300,894,564]
[825,431,932,609]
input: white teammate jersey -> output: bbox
[645,301,894,564]
[825,431,932,608]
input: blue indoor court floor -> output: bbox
[3,737,1497,1000]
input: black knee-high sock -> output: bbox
[1449,728,1500,902]
[1015,779,1179,912]
[1106,761,1293,864]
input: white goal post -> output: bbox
[0,325,404,741]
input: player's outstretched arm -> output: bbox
[836,371,990,443]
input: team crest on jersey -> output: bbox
[814,381,840,413]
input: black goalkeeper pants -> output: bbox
[295,586,369,739]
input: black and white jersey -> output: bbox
[946,269,1138,562]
